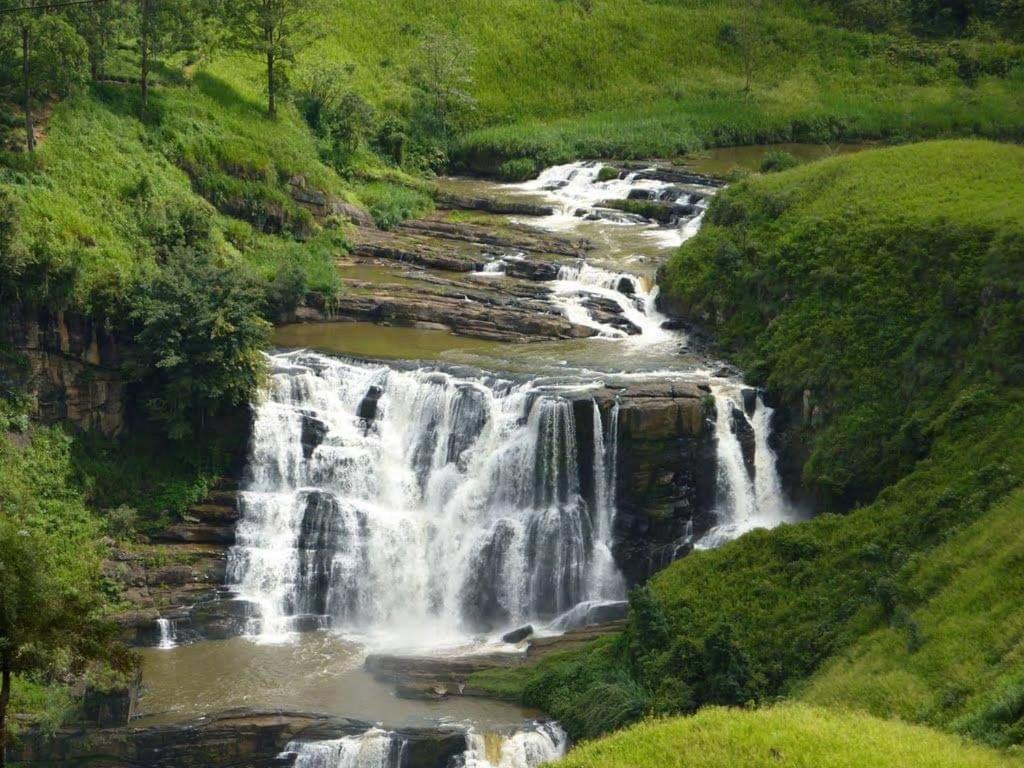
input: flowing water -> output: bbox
[228,352,625,644]
[143,161,798,764]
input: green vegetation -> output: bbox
[556,704,1021,768]
[661,139,1024,506]
[0,428,132,765]
[802,488,1024,748]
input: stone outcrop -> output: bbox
[9,709,467,768]
[433,191,555,217]
[574,381,718,585]
[109,482,250,647]
[1,304,126,435]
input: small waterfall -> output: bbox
[552,262,672,342]
[285,729,402,768]
[228,353,624,640]
[464,723,568,768]
[156,618,176,650]
[587,402,623,598]
[700,388,792,548]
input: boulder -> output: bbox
[300,413,329,459]
[357,385,384,422]
[501,625,534,644]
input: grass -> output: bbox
[554,704,1022,768]
[800,488,1024,748]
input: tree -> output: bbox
[408,27,477,145]
[0,513,129,768]
[223,0,319,117]
[71,0,128,81]
[134,0,205,109]
[719,0,769,93]
[16,10,87,151]
[126,245,270,440]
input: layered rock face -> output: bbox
[9,710,467,768]
[1,303,126,435]
[578,382,718,585]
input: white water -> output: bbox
[156,618,176,650]
[464,723,568,768]
[503,161,713,347]
[228,353,626,644]
[285,724,566,768]
[699,388,794,548]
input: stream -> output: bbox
[138,161,799,768]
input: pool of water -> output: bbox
[137,632,540,729]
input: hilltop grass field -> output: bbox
[554,704,1023,768]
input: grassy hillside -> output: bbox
[660,139,1024,506]
[801,488,1024,748]
[297,0,1024,171]
[472,141,1024,752]
[555,704,1022,768]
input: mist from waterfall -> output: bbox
[228,352,625,643]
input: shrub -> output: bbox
[356,182,433,230]
[760,150,798,173]
[497,158,538,181]
[597,165,620,182]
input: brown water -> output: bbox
[683,142,873,177]
[138,633,539,728]
[271,322,708,379]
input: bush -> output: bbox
[760,150,798,173]
[597,165,620,182]
[356,182,433,230]
[105,505,138,541]
[497,158,538,181]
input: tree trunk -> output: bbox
[22,25,35,153]
[266,49,276,117]
[141,36,150,108]
[0,657,11,768]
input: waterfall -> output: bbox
[156,618,176,650]
[700,388,792,548]
[587,402,623,598]
[464,723,568,768]
[285,724,565,768]
[228,352,624,641]
[285,729,402,768]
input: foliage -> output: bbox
[0,429,133,762]
[660,140,1024,506]
[557,704,1020,768]
[355,182,433,230]
[407,27,477,147]
[223,0,321,116]
[759,149,798,172]
[125,245,270,440]
[497,158,538,182]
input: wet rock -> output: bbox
[153,523,235,546]
[616,277,636,296]
[728,402,757,479]
[300,413,329,459]
[741,387,758,416]
[502,624,534,644]
[548,601,628,632]
[434,192,555,217]
[11,709,468,768]
[357,385,384,422]
[503,259,560,281]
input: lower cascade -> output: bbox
[283,724,567,768]
[228,352,626,640]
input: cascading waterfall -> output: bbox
[284,724,566,768]
[700,388,793,548]
[228,352,624,641]
[285,729,402,768]
[552,262,673,342]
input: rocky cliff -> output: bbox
[1,303,126,435]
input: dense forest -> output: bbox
[1,1,1023,767]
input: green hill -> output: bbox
[554,704,1022,768]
